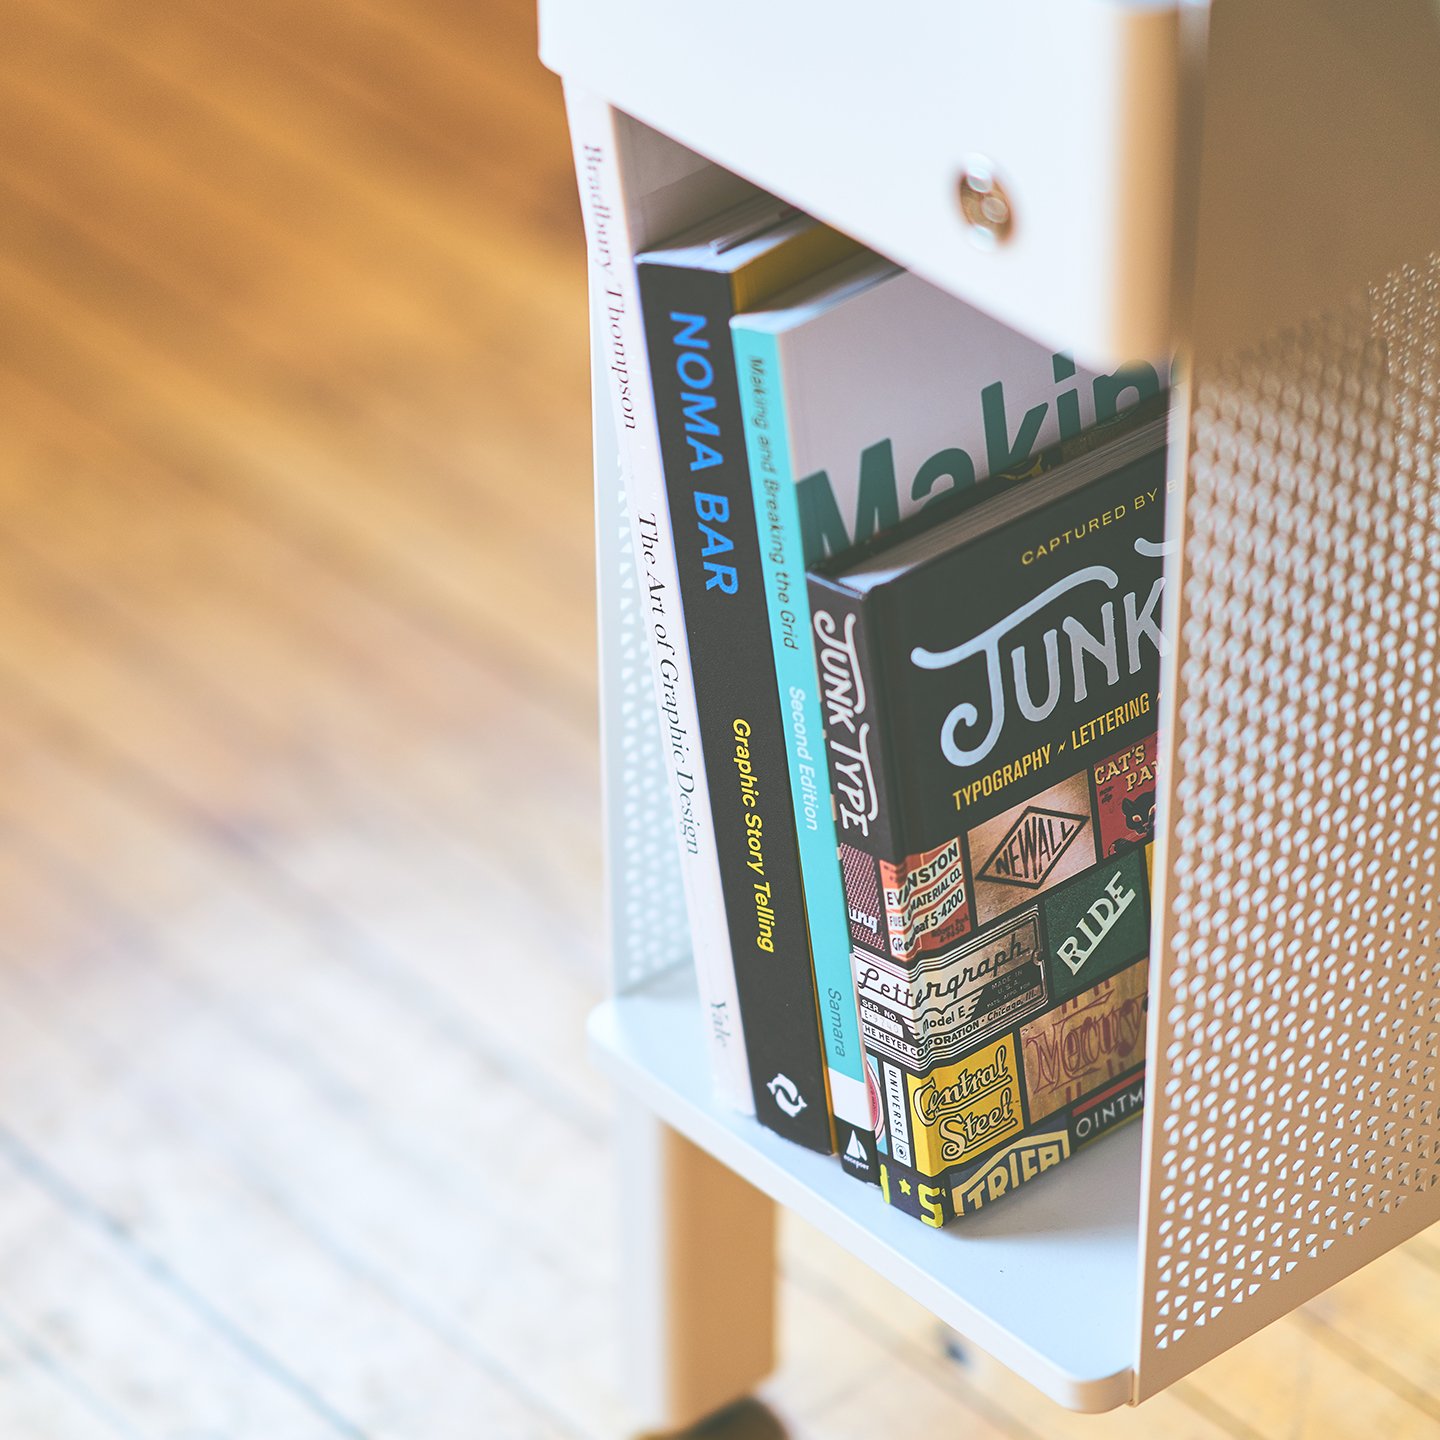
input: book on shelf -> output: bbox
[636,202,859,1153]
[808,415,1167,1225]
[563,91,758,1113]
[732,256,1169,1185]
[568,98,1172,1215]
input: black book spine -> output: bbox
[639,260,832,1153]
[806,575,932,1214]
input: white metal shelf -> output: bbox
[539,0,1182,368]
[549,0,1440,1423]
[590,972,1141,1413]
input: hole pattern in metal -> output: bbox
[604,472,691,993]
[1146,252,1440,1364]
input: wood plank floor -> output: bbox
[1,1,1437,1436]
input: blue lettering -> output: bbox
[669,311,709,349]
[677,351,713,390]
[686,437,723,471]
[697,521,734,559]
[680,391,719,437]
[694,493,736,592]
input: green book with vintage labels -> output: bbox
[807,417,1166,1225]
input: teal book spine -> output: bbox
[733,325,877,1183]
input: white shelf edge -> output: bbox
[539,0,1182,366]
[589,969,1141,1413]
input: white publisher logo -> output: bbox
[843,1130,870,1170]
[767,1074,807,1118]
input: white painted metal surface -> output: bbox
[559,0,1440,1418]
[590,323,693,997]
[1133,0,1440,1394]
[1179,0,1440,358]
[591,969,1142,1413]
[1139,253,1440,1398]
[540,0,1183,369]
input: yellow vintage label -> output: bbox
[907,1035,1025,1176]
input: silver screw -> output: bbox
[957,160,1014,249]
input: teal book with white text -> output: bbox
[732,257,1168,1184]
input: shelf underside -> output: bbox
[589,968,1143,1413]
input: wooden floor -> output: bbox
[1,1,1439,1436]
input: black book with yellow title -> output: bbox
[808,417,1166,1222]
[637,203,857,1152]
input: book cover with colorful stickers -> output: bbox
[808,418,1166,1225]
[730,255,1168,1185]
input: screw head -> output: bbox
[957,160,1014,249]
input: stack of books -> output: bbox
[578,145,1170,1226]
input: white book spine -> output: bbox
[564,87,753,1114]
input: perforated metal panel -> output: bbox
[1138,251,1440,1396]
[592,347,692,994]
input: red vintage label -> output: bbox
[877,835,971,960]
[1091,731,1158,858]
